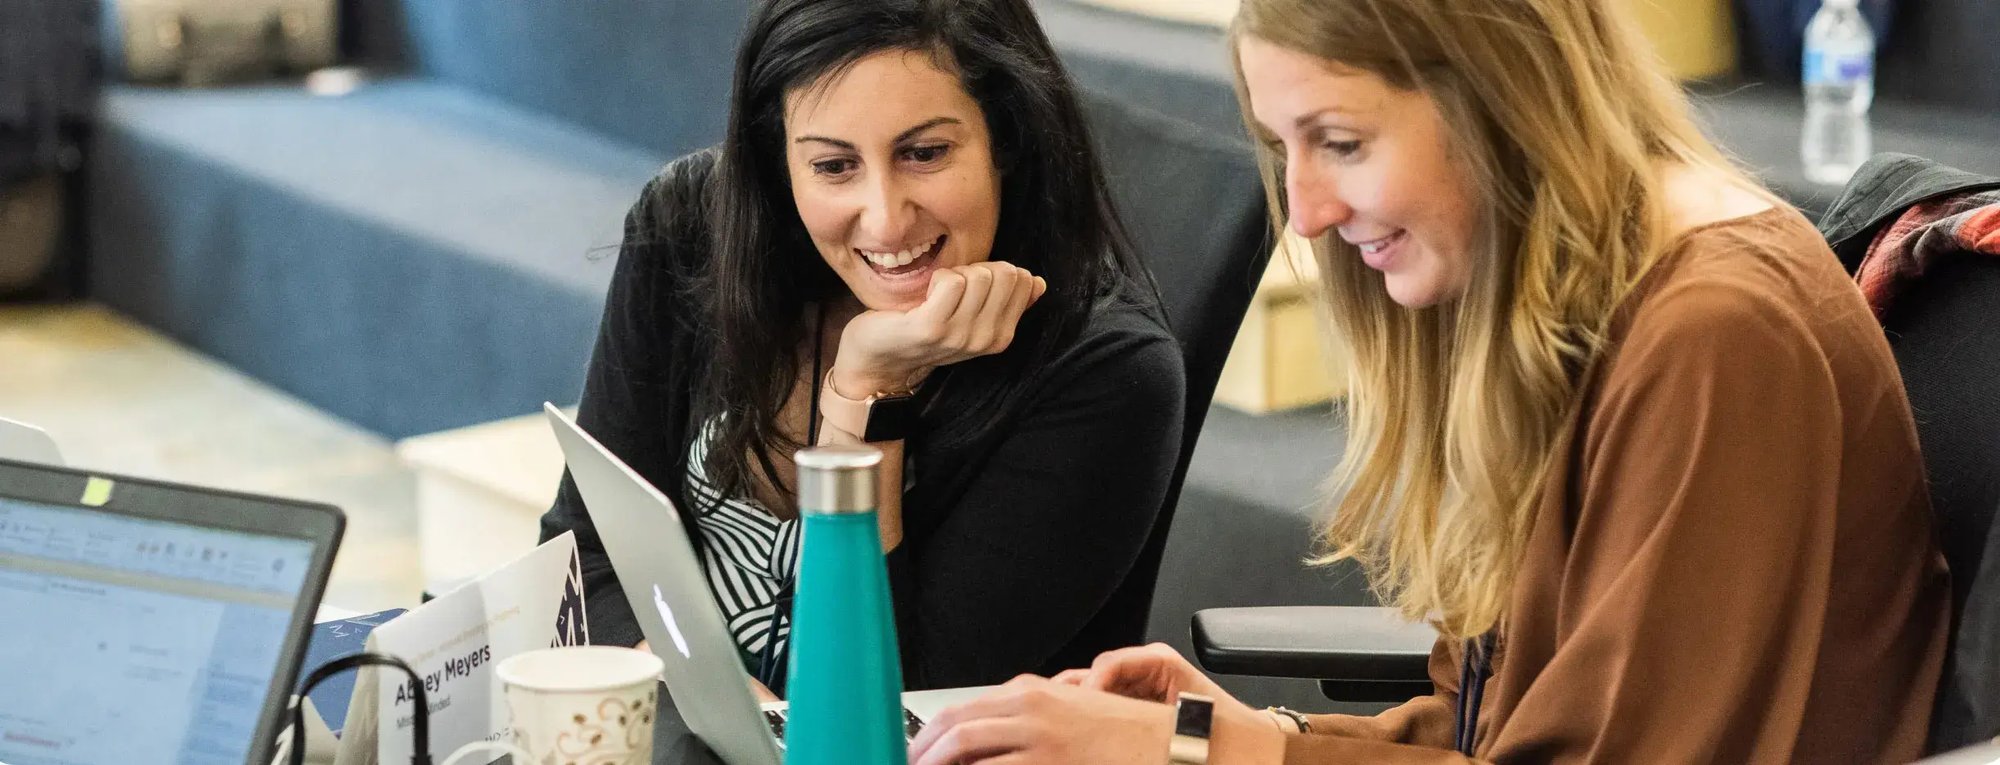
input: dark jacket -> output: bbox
[0,0,97,183]
[1820,152,2000,751]
[1821,153,2000,273]
[539,150,1187,690]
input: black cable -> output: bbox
[808,300,825,447]
[759,302,825,691]
[290,652,432,765]
[757,581,796,692]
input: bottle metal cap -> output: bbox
[796,445,881,514]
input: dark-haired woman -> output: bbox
[539,0,1186,694]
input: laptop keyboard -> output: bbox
[764,708,925,746]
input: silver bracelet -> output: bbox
[1266,706,1312,734]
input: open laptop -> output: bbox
[0,416,63,465]
[0,457,344,765]
[544,404,986,765]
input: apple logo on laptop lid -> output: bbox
[652,584,693,659]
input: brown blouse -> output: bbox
[1288,207,1952,764]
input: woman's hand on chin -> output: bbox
[832,262,1047,397]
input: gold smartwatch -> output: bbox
[819,371,919,443]
[1170,692,1215,764]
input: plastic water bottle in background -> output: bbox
[784,445,907,765]
[1801,0,1875,186]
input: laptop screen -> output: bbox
[0,496,316,765]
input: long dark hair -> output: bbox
[694,0,1151,503]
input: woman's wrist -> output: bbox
[1264,707,1309,734]
[1263,709,1295,733]
[1208,701,1287,764]
[827,362,929,401]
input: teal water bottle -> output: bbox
[785,445,906,764]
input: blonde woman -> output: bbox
[908,0,1951,762]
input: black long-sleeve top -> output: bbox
[539,150,1187,690]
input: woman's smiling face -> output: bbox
[1238,34,1479,308]
[785,48,1003,312]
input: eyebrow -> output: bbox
[1293,107,1355,132]
[794,117,963,150]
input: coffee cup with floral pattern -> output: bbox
[442,646,664,765]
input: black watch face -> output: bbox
[1175,697,1214,738]
[863,394,918,442]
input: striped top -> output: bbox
[685,419,802,687]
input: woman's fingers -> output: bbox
[948,264,997,341]
[862,263,1041,375]
[1084,646,1162,693]
[834,263,1046,388]
[909,716,1030,765]
[969,264,1020,346]
[911,268,968,330]
[908,685,1032,763]
[995,268,1037,350]
[970,264,1034,352]
[910,677,1182,765]
[1083,642,1205,702]
[1050,668,1092,686]
[926,263,1039,356]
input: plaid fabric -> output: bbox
[1856,190,2000,320]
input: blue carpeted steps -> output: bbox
[380,0,746,158]
[88,1,756,437]
[89,80,658,438]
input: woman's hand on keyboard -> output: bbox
[911,673,1285,765]
[1052,642,1228,704]
[908,675,1172,765]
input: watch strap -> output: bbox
[819,370,919,443]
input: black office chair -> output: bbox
[1918,739,2000,764]
[1057,88,1273,672]
[1824,154,2000,753]
[1189,153,2000,755]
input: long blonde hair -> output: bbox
[1232,0,1754,637]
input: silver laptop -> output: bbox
[544,404,985,765]
[0,457,344,765]
[0,416,62,465]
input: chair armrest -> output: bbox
[1192,606,1437,679]
[1191,606,1439,703]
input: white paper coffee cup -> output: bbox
[442,646,665,765]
